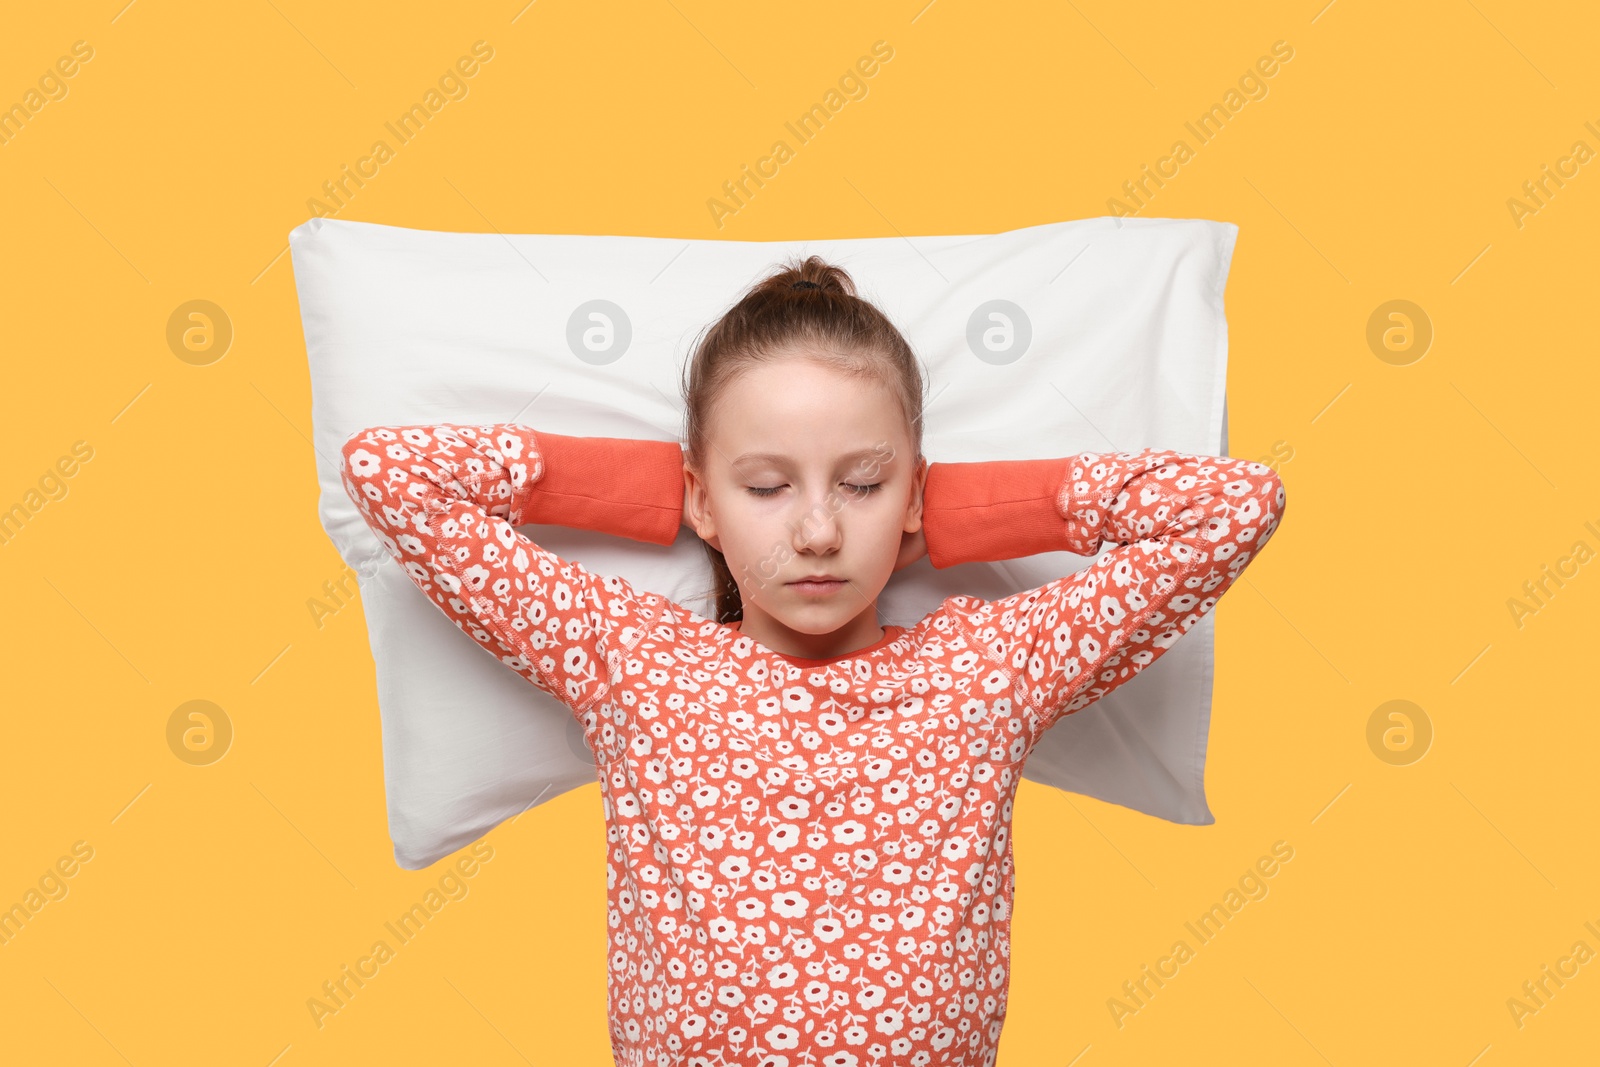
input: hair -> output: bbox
[679,254,926,624]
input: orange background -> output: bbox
[2,1,1597,1063]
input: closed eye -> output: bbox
[746,484,883,498]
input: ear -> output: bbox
[682,462,723,552]
[904,455,927,534]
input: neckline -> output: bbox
[728,621,907,667]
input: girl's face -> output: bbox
[683,355,926,661]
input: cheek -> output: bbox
[722,511,790,577]
[864,515,905,563]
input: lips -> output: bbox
[788,576,846,596]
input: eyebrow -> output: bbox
[732,448,888,469]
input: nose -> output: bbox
[790,489,844,556]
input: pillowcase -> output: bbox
[290,214,1238,869]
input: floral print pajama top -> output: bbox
[339,423,1287,1067]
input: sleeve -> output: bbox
[337,423,685,721]
[934,448,1287,734]
[922,456,1090,568]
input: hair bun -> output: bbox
[752,254,856,299]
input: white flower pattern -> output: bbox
[340,424,1286,1066]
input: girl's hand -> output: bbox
[893,527,927,573]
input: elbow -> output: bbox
[1265,466,1286,515]
[340,427,382,480]
[1254,467,1287,546]
[339,431,361,475]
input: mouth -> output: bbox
[787,576,847,597]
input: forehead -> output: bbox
[711,358,908,468]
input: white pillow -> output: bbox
[291,215,1238,869]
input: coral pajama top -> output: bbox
[339,424,1286,1067]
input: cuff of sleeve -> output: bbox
[521,432,684,546]
[922,458,1070,568]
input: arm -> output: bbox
[921,456,1084,568]
[338,424,684,720]
[935,449,1286,734]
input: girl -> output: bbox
[338,256,1286,1066]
